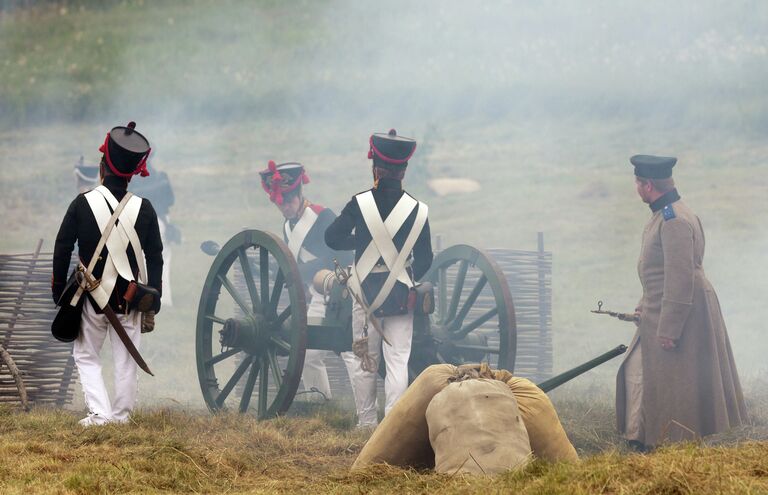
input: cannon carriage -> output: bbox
[196,229,627,419]
[196,229,519,419]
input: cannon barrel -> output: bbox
[535,344,627,393]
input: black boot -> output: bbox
[627,440,649,453]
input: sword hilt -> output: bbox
[332,258,350,284]
[75,265,101,292]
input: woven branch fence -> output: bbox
[0,240,78,406]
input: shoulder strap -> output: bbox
[353,191,417,282]
[71,189,133,306]
[364,201,428,316]
[350,191,428,316]
[286,206,319,262]
[95,187,146,283]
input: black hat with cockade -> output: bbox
[99,121,152,179]
[259,161,310,205]
[368,129,417,168]
[630,155,677,179]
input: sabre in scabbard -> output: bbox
[75,266,154,376]
[591,300,639,322]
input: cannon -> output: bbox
[195,229,626,418]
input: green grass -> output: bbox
[2,1,767,130]
[1,399,768,494]
[0,0,329,126]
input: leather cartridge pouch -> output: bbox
[124,281,161,314]
[408,282,435,315]
[51,269,85,343]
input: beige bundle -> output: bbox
[427,379,532,475]
[352,363,578,473]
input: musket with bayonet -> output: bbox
[534,301,637,392]
[591,300,639,322]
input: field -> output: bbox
[2,2,768,493]
[2,391,768,494]
[2,120,766,405]
[2,395,768,494]
[2,1,767,384]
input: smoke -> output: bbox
[1,0,767,406]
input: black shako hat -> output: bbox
[630,155,677,179]
[259,161,309,205]
[368,129,417,167]
[99,121,151,179]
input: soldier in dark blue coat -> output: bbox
[53,122,163,426]
[325,129,433,427]
[260,161,355,399]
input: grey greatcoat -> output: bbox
[616,196,747,447]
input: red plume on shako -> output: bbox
[259,161,310,205]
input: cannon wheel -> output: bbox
[422,244,517,372]
[196,230,307,418]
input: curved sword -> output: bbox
[76,266,154,376]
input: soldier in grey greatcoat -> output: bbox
[616,155,747,450]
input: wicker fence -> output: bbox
[0,240,78,406]
[0,234,553,407]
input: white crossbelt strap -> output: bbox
[352,192,417,287]
[350,191,428,317]
[284,206,319,263]
[70,190,133,307]
[94,186,147,283]
[71,187,143,307]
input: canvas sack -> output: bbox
[351,364,456,470]
[426,379,532,475]
[505,377,579,462]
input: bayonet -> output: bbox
[591,300,639,322]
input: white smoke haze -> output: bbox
[0,0,766,407]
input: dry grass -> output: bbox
[0,405,368,494]
[2,391,768,494]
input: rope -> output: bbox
[353,336,378,373]
[448,363,497,383]
[295,387,329,401]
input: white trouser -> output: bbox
[350,299,413,427]
[301,287,332,399]
[623,342,644,441]
[73,299,141,425]
[158,218,172,307]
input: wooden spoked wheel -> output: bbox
[196,230,307,418]
[421,244,517,373]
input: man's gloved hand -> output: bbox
[141,311,156,333]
